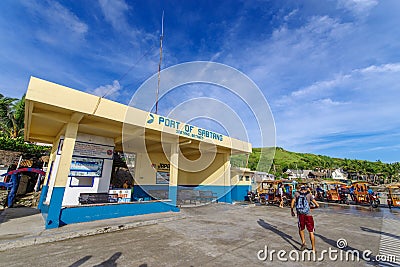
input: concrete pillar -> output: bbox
[222,152,232,203]
[38,139,58,211]
[168,143,179,206]
[46,121,78,228]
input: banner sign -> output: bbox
[146,113,224,142]
[69,157,104,177]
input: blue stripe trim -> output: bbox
[38,185,48,211]
[60,202,179,224]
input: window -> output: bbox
[69,177,94,187]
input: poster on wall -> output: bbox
[58,139,114,160]
[156,171,170,184]
[109,189,132,203]
[69,156,104,177]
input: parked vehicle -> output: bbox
[315,185,325,201]
[256,180,278,205]
[318,181,348,203]
[337,185,350,205]
[386,185,400,209]
[351,181,380,208]
[256,180,291,206]
[246,190,257,203]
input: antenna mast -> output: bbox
[155,11,164,114]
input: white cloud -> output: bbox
[272,62,400,155]
[90,80,122,100]
[291,74,351,98]
[49,2,88,35]
[98,0,130,32]
[190,1,400,160]
[284,9,298,22]
[22,0,88,44]
[94,0,159,77]
[357,63,400,73]
[337,0,378,18]
[314,98,350,106]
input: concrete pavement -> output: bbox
[0,206,186,252]
[0,202,399,266]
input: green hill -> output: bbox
[231,147,399,182]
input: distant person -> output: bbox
[356,184,361,192]
[367,186,374,202]
[367,186,374,195]
[278,184,284,208]
[349,186,355,201]
[316,185,324,199]
[123,180,130,189]
[291,185,320,252]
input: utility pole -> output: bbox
[155,11,164,114]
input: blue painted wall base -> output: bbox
[37,185,48,211]
[168,185,178,206]
[231,185,251,202]
[45,187,65,229]
[133,184,249,204]
[40,183,249,228]
[60,201,179,225]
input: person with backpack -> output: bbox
[291,185,320,251]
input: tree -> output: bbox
[0,94,25,138]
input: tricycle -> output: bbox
[386,184,400,209]
[351,181,380,208]
[256,180,286,206]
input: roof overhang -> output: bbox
[24,77,252,156]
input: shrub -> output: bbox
[0,136,50,156]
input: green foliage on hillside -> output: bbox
[0,136,50,157]
[231,147,400,181]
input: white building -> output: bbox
[332,169,347,180]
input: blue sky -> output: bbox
[1,0,400,162]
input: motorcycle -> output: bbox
[368,193,380,208]
[246,190,257,203]
[338,189,350,205]
[315,190,325,201]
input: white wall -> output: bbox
[62,133,114,206]
[45,133,114,206]
[45,147,62,203]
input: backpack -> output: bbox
[296,192,310,214]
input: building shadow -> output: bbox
[257,218,301,250]
[314,233,379,266]
[360,226,400,240]
[0,207,40,224]
[93,252,122,267]
[68,255,92,267]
